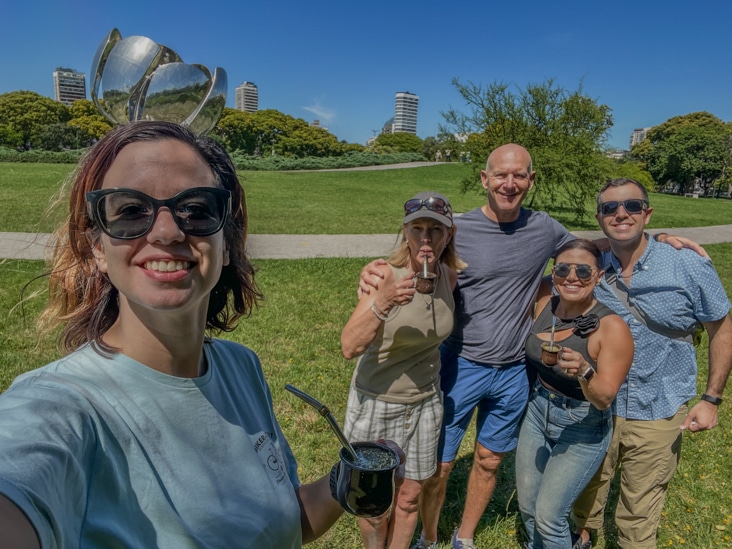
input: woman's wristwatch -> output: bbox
[578,363,596,382]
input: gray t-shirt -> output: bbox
[0,340,302,548]
[444,207,573,365]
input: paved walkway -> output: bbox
[2,225,732,260]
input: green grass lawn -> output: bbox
[1,162,731,234]
[2,245,731,548]
[1,162,731,547]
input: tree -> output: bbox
[0,91,70,149]
[373,132,424,154]
[67,99,113,141]
[213,108,259,153]
[34,123,90,150]
[632,112,731,196]
[441,78,614,221]
[609,159,655,193]
[280,125,341,158]
[213,108,349,158]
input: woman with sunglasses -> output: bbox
[515,239,634,549]
[0,121,402,548]
[341,192,466,549]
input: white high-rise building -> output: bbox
[235,81,259,113]
[630,127,651,148]
[53,68,86,105]
[393,91,418,134]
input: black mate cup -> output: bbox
[329,441,399,517]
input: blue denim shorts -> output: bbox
[439,347,529,460]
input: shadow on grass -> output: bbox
[423,449,623,548]
[418,451,526,546]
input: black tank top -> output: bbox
[525,296,615,400]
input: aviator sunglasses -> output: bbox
[552,263,596,280]
[404,197,452,216]
[86,187,232,240]
[597,199,648,216]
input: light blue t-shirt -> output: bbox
[0,339,302,548]
[596,236,731,421]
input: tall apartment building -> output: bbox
[393,91,418,134]
[235,81,259,113]
[53,68,86,105]
[630,127,651,148]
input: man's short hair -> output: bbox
[597,178,649,208]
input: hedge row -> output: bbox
[0,148,426,170]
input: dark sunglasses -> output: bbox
[404,197,452,216]
[552,263,596,280]
[597,199,648,216]
[86,187,232,240]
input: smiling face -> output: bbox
[403,218,453,272]
[91,138,229,325]
[480,144,535,222]
[552,247,603,305]
[596,183,653,247]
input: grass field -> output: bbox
[1,162,731,234]
[1,162,731,547]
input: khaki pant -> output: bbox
[572,406,686,549]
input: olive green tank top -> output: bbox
[352,262,455,404]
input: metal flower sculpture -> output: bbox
[90,28,227,135]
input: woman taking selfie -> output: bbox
[0,121,399,548]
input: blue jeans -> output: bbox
[516,383,612,549]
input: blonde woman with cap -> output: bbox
[341,192,467,549]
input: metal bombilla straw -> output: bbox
[285,384,359,462]
[549,315,556,349]
[422,252,429,277]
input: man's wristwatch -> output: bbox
[578,363,596,382]
[700,393,723,406]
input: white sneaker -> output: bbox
[410,536,438,549]
[451,528,477,549]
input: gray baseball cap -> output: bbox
[403,191,453,227]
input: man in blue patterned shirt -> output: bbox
[572,178,732,549]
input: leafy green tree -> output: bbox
[280,125,342,158]
[633,112,731,196]
[213,108,259,153]
[67,99,113,141]
[214,108,352,158]
[373,132,424,154]
[609,159,655,193]
[34,123,90,150]
[0,123,23,149]
[441,78,614,221]
[0,91,70,149]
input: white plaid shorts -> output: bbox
[343,387,443,481]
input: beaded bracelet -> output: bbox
[370,303,389,321]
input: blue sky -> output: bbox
[2,0,731,151]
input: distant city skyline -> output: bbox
[3,1,731,148]
[38,70,692,152]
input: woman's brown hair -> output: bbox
[39,120,262,354]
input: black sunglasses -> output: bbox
[86,187,232,240]
[552,263,596,280]
[404,197,452,216]
[597,199,648,216]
